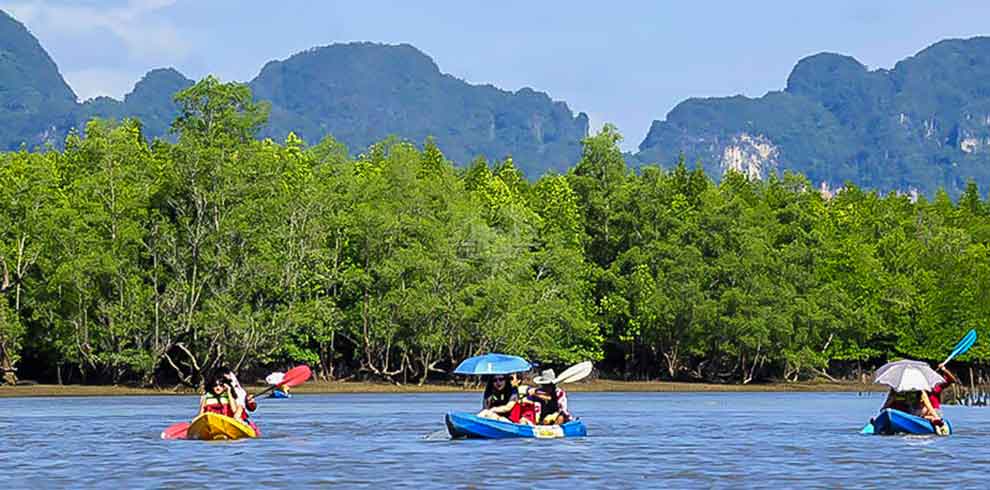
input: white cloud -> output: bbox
[3,0,189,63]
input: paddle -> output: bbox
[554,361,593,384]
[161,422,190,440]
[251,364,313,399]
[939,329,977,368]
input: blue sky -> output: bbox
[3,1,990,149]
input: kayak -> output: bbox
[269,389,291,399]
[863,408,952,436]
[186,413,259,440]
[445,412,587,439]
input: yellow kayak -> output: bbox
[186,413,258,441]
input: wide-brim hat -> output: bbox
[533,369,556,384]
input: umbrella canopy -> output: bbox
[873,360,945,392]
[454,354,531,375]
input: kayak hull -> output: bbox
[868,408,951,436]
[269,390,291,399]
[445,412,586,439]
[186,413,259,440]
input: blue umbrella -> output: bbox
[454,353,531,375]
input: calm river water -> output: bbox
[1,392,986,488]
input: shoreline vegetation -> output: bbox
[0,379,886,398]
[3,76,990,391]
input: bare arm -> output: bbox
[226,387,244,419]
[491,398,517,415]
[920,391,939,420]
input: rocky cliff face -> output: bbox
[636,37,990,195]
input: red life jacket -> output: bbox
[510,398,538,424]
[929,383,946,409]
[202,393,234,417]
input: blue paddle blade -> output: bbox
[860,422,875,435]
[949,329,978,360]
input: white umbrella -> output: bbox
[873,360,945,392]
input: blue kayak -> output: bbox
[445,412,587,439]
[268,390,291,399]
[864,409,952,436]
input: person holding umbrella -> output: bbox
[477,373,519,421]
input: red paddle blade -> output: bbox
[279,365,312,388]
[161,421,190,440]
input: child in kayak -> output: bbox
[477,374,518,421]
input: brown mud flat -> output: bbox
[0,379,885,398]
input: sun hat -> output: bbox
[533,369,557,384]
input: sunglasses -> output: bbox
[493,377,506,382]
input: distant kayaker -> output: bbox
[265,371,292,397]
[531,369,571,425]
[477,374,518,422]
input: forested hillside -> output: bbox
[6,8,990,194]
[2,77,989,387]
[0,10,586,177]
[637,38,990,196]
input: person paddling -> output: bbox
[928,363,958,415]
[531,369,571,425]
[219,366,260,434]
[221,366,257,415]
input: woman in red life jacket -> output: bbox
[200,375,242,418]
